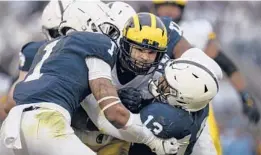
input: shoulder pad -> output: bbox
[20,40,47,71]
[63,32,117,68]
[160,16,182,58]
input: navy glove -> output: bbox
[118,87,142,113]
[240,91,260,124]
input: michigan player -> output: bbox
[151,0,260,154]
[0,2,178,155]
[2,0,73,119]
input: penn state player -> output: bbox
[129,48,223,155]
[2,0,73,119]
[152,0,260,154]
[0,1,178,155]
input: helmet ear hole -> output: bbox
[204,85,208,93]
[192,73,198,78]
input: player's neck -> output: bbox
[116,60,137,85]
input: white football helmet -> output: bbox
[41,0,73,40]
[149,49,222,112]
[107,2,136,32]
[59,1,120,40]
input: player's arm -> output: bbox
[205,37,260,124]
[85,57,178,155]
[4,51,30,114]
[0,52,19,120]
[4,70,27,114]
[0,74,12,120]
[173,36,193,58]
[5,42,41,115]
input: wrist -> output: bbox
[122,113,157,145]
[239,90,254,107]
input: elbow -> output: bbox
[104,104,130,129]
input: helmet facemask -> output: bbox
[98,21,121,41]
[119,38,165,75]
[148,72,181,107]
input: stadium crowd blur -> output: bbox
[0,1,261,155]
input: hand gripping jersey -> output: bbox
[14,32,117,116]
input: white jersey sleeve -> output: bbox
[86,57,112,80]
[191,123,217,155]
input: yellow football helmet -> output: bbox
[152,0,188,23]
[152,0,187,6]
[119,12,168,75]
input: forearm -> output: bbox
[90,77,130,128]
[173,37,193,59]
[213,51,247,91]
[82,95,158,144]
[229,71,246,92]
[5,71,27,113]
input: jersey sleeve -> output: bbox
[63,32,117,68]
[19,40,47,71]
[160,17,182,58]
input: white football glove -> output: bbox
[147,137,179,155]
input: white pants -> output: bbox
[192,122,217,155]
[0,103,96,155]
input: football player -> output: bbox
[2,0,73,118]
[0,2,177,155]
[151,0,260,154]
[129,48,223,155]
[71,2,219,155]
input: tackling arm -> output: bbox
[85,57,179,155]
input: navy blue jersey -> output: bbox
[139,102,209,155]
[160,16,182,59]
[14,32,117,115]
[19,40,47,71]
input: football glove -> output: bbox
[240,91,260,124]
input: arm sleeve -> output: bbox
[85,57,112,81]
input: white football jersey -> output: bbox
[180,19,215,50]
[111,63,154,100]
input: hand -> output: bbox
[240,91,260,124]
[147,137,179,155]
[118,87,142,113]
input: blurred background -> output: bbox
[0,1,261,155]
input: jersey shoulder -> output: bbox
[20,40,47,71]
[63,32,117,67]
[159,16,182,58]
